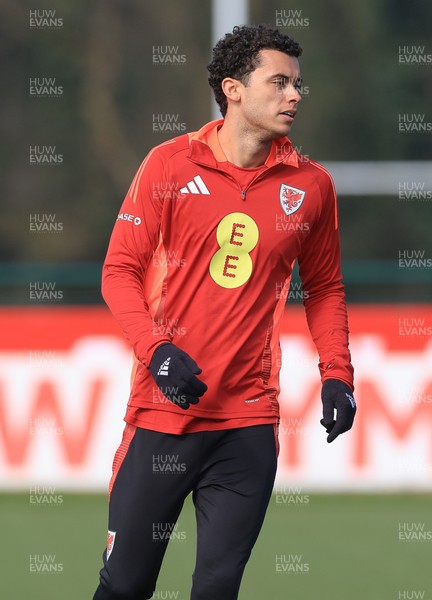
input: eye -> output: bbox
[273,78,286,88]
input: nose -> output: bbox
[288,84,302,104]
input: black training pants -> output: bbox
[93,423,278,599]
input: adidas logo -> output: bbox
[157,357,171,376]
[180,175,210,195]
[345,392,356,408]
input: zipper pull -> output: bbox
[241,190,246,201]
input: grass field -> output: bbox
[1,492,430,599]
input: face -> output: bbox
[232,49,302,140]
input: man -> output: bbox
[93,24,356,600]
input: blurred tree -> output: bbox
[0,0,430,302]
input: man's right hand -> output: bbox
[149,343,208,410]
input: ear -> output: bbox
[221,77,242,105]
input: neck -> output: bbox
[217,114,272,168]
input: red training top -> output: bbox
[102,119,354,434]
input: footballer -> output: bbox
[93,24,356,600]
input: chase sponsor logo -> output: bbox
[117,213,142,225]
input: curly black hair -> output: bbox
[207,24,302,117]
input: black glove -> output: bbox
[320,378,356,443]
[149,343,207,410]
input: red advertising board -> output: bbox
[0,306,431,490]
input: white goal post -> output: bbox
[323,161,432,196]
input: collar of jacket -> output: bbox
[186,119,300,170]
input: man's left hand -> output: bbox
[320,378,356,443]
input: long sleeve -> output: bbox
[101,148,171,366]
[297,168,354,390]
